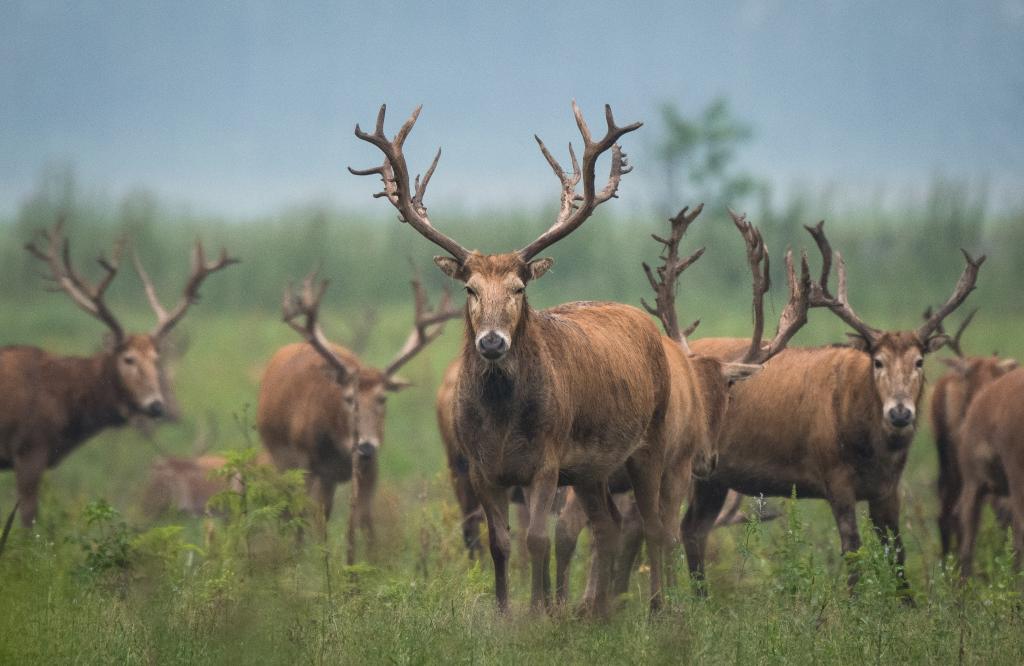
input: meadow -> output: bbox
[2,184,1024,664]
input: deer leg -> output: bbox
[613,495,644,596]
[349,454,377,564]
[574,480,621,618]
[955,479,985,580]
[476,480,512,613]
[827,490,862,590]
[555,488,588,604]
[936,434,961,559]
[525,467,558,611]
[623,452,667,612]
[13,445,47,528]
[868,490,913,603]
[682,479,729,596]
[514,490,531,575]
[659,462,691,590]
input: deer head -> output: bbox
[26,218,237,418]
[350,102,641,363]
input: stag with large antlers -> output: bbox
[684,221,984,599]
[925,309,1018,558]
[351,102,674,616]
[257,269,458,563]
[554,205,809,603]
[0,219,237,526]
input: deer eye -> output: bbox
[915,358,924,369]
[123,356,136,366]
[512,286,525,296]
[873,358,883,370]
[465,286,477,298]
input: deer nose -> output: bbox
[888,405,913,428]
[145,400,165,418]
[356,441,377,458]
[476,331,508,360]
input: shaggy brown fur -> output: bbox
[142,454,232,517]
[955,367,1024,576]
[0,336,165,526]
[684,333,944,595]
[931,356,1018,556]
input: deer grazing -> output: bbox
[553,206,810,603]
[927,310,1018,558]
[351,101,676,616]
[954,365,1024,577]
[0,220,237,527]
[685,223,984,598]
[257,270,458,563]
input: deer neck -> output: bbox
[59,353,131,444]
[461,305,544,407]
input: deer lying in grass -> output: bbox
[927,310,1018,558]
[955,365,1024,577]
[0,219,237,526]
[351,101,673,616]
[257,270,458,563]
[553,206,810,603]
[685,223,984,598]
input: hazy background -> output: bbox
[2,0,1022,218]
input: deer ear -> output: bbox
[998,358,1020,373]
[845,332,871,351]
[526,257,554,282]
[384,376,413,392]
[925,334,950,354]
[433,256,464,281]
[721,362,762,385]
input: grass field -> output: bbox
[2,193,1024,663]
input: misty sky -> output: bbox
[1,1,1022,218]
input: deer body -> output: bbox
[955,367,1024,576]
[1,222,235,527]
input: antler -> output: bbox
[803,221,881,346]
[383,268,462,380]
[641,204,706,353]
[916,250,986,342]
[350,105,469,262]
[922,306,977,358]
[25,217,126,342]
[729,209,811,364]
[134,242,239,340]
[519,101,643,260]
[281,271,356,383]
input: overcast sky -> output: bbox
[2,0,1022,218]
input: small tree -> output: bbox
[656,97,760,212]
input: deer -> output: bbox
[927,310,1018,558]
[954,365,1024,577]
[552,206,811,604]
[683,222,984,599]
[257,269,458,563]
[350,101,674,616]
[0,219,237,527]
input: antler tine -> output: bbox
[802,222,881,346]
[132,249,169,323]
[916,250,986,342]
[150,240,239,339]
[946,308,978,357]
[25,217,126,342]
[519,101,642,261]
[350,105,469,262]
[640,204,706,353]
[384,270,462,379]
[281,271,354,383]
[730,208,813,365]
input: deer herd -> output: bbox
[1,101,1021,617]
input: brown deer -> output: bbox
[257,270,458,563]
[0,220,237,526]
[351,102,674,616]
[955,366,1024,577]
[553,206,810,603]
[684,223,984,598]
[928,310,1018,558]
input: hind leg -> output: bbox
[625,452,667,612]
[682,479,729,595]
[555,488,588,604]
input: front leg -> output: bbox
[14,444,47,528]
[347,454,378,565]
[868,489,912,602]
[554,488,588,604]
[573,479,621,618]
[525,465,559,611]
[474,474,512,613]
[827,484,862,590]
